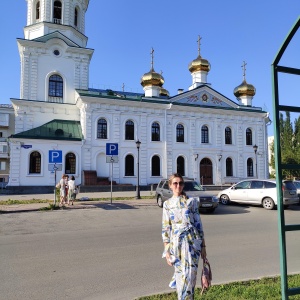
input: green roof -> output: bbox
[10,119,83,141]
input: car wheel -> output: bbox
[157,196,163,208]
[220,194,230,205]
[262,197,275,210]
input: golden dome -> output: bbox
[188,55,211,73]
[159,87,169,97]
[140,68,164,87]
[233,80,256,98]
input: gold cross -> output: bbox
[150,47,154,71]
[242,61,247,81]
[197,35,202,56]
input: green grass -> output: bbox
[0,196,154,205]
[1,199,51,205]
[137,274,300,300]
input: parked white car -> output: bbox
[217,179,298,210]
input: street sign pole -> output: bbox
[53,164,59,206]
[106,143,119,205]
[110,156,114,204]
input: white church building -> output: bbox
[8,0,271,189]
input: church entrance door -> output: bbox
[200,158,213,185]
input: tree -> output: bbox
[270,112,300,179]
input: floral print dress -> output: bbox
[162,195,204,300]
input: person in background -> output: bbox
[67,175,76,205]
[162,173,206,299]
[64,175,69,204]
[59,174,67,206]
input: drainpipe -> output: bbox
[165,103,172,178]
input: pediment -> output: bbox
[171,85,238,109]
[33,31,80,48]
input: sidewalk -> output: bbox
[0,191,157,213]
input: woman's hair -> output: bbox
[168,173,184,186]
[168,173,187,198]
[71,175,75,180]
[61,174,65,179]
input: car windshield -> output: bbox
[284,181,296,190]
[184,181,204,191]
[293,181,300,189]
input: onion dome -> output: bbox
[159,87,169,97]
[188,55,211,73]
[233,79,256,98]
[141,47,164,88]
[188,35,210,73]
[140,68,164,87]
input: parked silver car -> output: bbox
[155,178,219,213]
[218,179,298,210]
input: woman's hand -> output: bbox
[165,251,173,266]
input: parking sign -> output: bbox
[106,143,118,156]
[49,150,63,163]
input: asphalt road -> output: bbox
[1,203,300,300]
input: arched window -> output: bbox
[36,1,40,20]
[74,7,78,27]
[226,157,233,176]
[49,74,63,97]
[152,122,160,141]
[29,151,41,174]
[247,158,254,177]
[97,118,107,139]
[225,127,232,144]
[151,155,160,176]
[201,125,209,143]
[177,156,185,176]
[65,152,76,174]
[246,128,252,145]
[176,124,184,142]
[125,120,134,140]
[125,154,134,176]
[53,1,62,24]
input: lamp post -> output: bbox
[136,140,141,199]
[218,155,222,187]
[253,144,258,178]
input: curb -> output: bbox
[0,199,158,213]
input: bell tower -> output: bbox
[24,0,89,47]
[17,0,93,103]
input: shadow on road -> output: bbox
[210,203,251,215]
[213,202,300,215]
[79,202,138,210]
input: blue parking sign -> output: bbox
[106,143,118,156]
[49,150,62,163]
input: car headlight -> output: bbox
[212,196,219,202]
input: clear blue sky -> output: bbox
[2,1,300,137]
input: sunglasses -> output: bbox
[172,181,184,186]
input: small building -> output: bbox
[0,105,14,186]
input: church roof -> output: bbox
[10,119,83,141]
[77,85,265,113]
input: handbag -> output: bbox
[201,257,212,295]
[56,182,61,189]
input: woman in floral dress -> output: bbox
[162,173,206,300]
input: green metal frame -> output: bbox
[272,16,300,299]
